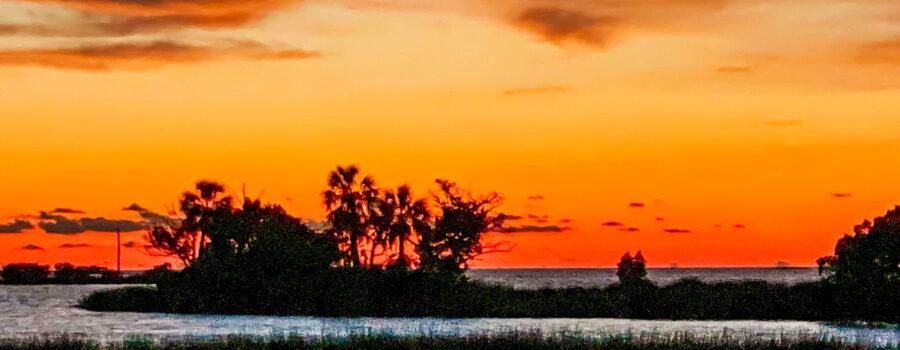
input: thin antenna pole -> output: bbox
[116,228,121,273]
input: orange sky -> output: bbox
[1,0,900,269]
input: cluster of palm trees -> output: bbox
[146,165,506,272]
[323,165,504,270]
[146,180,234,266]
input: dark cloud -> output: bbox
[515,7,617,47]
[495,225,571,233]
[0,219,34,233]
[527,214,549,220]
[0,14,257,37]
[620,227,640,232]
[832,193,852,198]
[21,244,43,250]
[123,203,179,226]
[38,213,85,234]
[51,208,85,214]
[0,40,320,71]
[38,211,146,234]
[498,0,732,49]
[733,224,746,228]
[501,86,570,96]
[601,221,623,226]
[664,228,692,233]
[655,217,665,221]
[628,202,645,208]
[59,243,92,248]
[558,219,571,223]
[81,217,146,232]
[527,195,545,200]
[6,0,299,36]
[497,213,524,221]
[13,0,294,17]
[0,0,321,69]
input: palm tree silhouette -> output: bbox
[323,165,378,267]
[384,185,431,268]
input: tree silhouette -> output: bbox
[819,206,900,289]
[322,165,380,268]
[421,179,504,273]
[2,263,50,284]
[383,185,431,269]
[54,263,108,283]
[617,250,648,283]
[146,180,233,266]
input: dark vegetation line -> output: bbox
[9,165,900,321]
[0,334,879,350]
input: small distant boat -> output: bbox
[774,261,791,269]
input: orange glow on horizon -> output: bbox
[1,0,900,270]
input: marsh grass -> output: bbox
[0,332,884,350]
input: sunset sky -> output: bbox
[2,0,900,269]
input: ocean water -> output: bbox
[0,285,896,346]
[466,268,822,289]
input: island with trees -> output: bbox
[51,165,899,322]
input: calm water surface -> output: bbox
[0,285,896,346]
[466,268,822,289]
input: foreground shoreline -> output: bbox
[0,333,885,350]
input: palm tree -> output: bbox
[145,180,233,265]
[179,180,233,259]
[323,165,377,267]
[384,185,431,269]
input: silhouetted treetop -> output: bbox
[819,206,900,287]
[617,250,648,284]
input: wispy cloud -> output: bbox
[0,40,319,71]
[59,243,92,248]
[123,203,180,226]
[38,211,146,234]
[51,208,85,214]
[664,228,692,233]
[497,213,524,221]
[21,244,43,250]
[716,64,752,73]
[495,225,571,233]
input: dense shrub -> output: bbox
[2,263,51,284]
[80,273,898,322]
[80,286,160,312]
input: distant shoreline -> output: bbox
[468,267,817,270]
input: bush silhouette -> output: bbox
[2,263,50,284]
[818,206,900,320]
[616,250,647,284]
